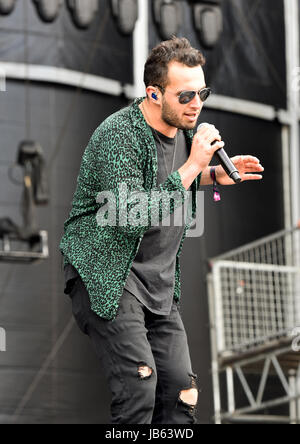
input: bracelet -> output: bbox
[210,167,221,202]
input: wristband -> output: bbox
[210,167,221,202]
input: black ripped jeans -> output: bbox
[68,273,198,424]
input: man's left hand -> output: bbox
[216,155,264,185]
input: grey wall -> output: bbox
[0,0,133,82]
[0,80,129,423]
[0,0,133,423]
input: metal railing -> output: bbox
[207,227,300,423]
[208,227,300,356]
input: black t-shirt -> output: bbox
[124,128,191,315]
[64,128,191,316]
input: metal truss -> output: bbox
[208,226,300,424]
[214,341,300,424]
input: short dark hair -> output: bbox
[144,36,206,90]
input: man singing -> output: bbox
[60,37,264,424]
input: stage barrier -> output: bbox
[208,227,300,423]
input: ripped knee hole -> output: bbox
[179,388,198,406]
[138,365,153,380]
[179,375,198,407]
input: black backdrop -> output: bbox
[0,0,285,423]
[150,0,286,108]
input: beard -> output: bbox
[161,96,197,130]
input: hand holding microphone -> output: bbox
[195,123,241,184]
[179,122,263,190]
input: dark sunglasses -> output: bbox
[178,88,212,104]
[155,85,212,104]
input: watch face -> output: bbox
[0,0,16,15]
[34,0,63,23]
[67,0,98,29]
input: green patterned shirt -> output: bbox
[59,97,202,320]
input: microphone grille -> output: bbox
[197,122,209,132]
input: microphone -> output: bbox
[198,123,241,184]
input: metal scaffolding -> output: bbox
[207,227,300,424]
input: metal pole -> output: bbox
[207,274,222,424]
[289,369,297,424]
[281,126,292,230]
[226,367,235,414]
[284,0,300,228]
[132,0,149,98]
